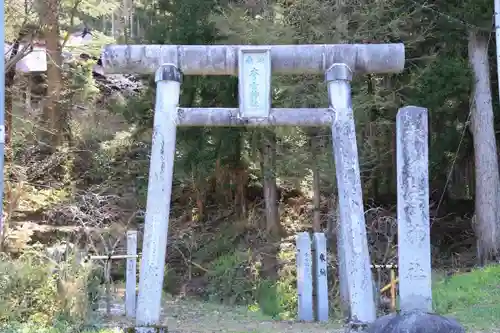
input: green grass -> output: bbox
[433,265,500,330]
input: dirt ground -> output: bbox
[98,288,343,333]
[99,287,495,333]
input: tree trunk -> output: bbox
[468,29,500,264]
[310,130,322,232]
[39,0,64,151]
[233,132,248,218]
[259,129,281,279]
[366,74,380,200]
[259,130,281,237]
[4,39,21,164]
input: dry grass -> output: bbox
[99,286,343,333]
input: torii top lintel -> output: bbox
[101,44,405,75]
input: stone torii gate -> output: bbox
[100,43,405,330]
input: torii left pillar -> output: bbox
[134,64,181,331]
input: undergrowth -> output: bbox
[0,323,117,333]
[204,249,297,319]
[0,252,101,332]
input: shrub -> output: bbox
[0,251,99,326]
[256,277,296,320]
[205,251,258,305]
[204,247,298,320]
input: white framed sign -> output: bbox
[238,47,271,118]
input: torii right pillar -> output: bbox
[326,63,377,326]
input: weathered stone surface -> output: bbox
[312,232,328,322]
[126,230,138,319]
[328,63,376,323]
[101,44,405,75]
[136,65,181,327]
[296,232,314,321]
[396,106,432,312]
[365,311,465,333]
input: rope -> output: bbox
[435,15,495,216]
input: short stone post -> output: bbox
[126,230,138,318]
[326,63,376,324]
[396,106,432,312]
[135,64,182,331]
[312,233,328,322]
[296,232,314,321]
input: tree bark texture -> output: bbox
[259,130,281,237]
[40,0,65,151]
[468,29,500,263]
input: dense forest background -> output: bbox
[2,0,500,320]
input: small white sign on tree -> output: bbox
[16,46,47,73]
